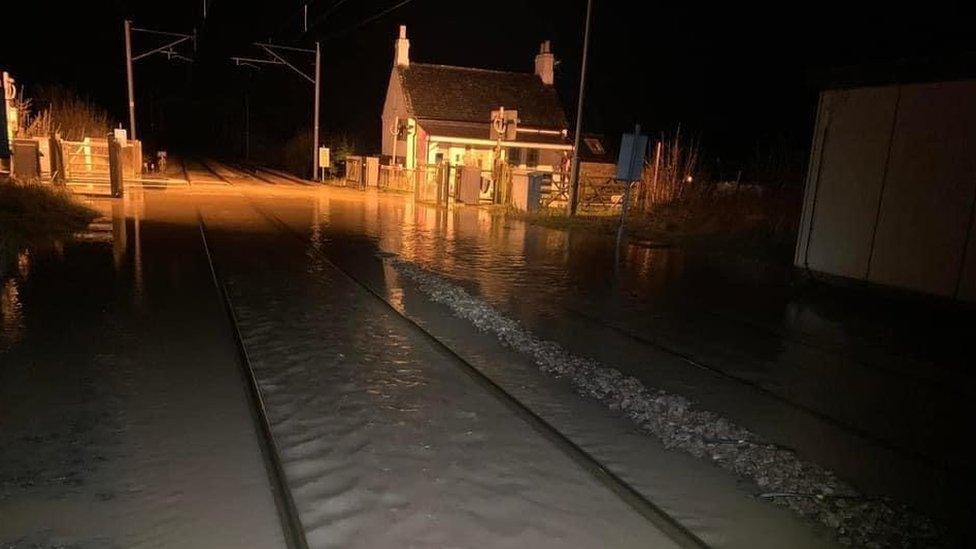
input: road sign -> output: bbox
[318,147,331,168]
[490,108,518,141]
[615,130,648,181]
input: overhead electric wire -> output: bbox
[317,0,416,41]
[302,0,353,37]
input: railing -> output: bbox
[414,165,448,204]
[334,160,630,213]
[577,176,629,212]
[377,165,440,195]
[377,165,410,192]
[536,172,628,212]
[63,138,110,180]
[60,137,141,182]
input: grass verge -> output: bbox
[1,180,98,254]
[497,187,801,263]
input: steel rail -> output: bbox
[193,158,233,185]
[244,199,709,549]
[197,216,310,549]
[222,162,280,186]
[558,302,953,474]
[253,166,315,186]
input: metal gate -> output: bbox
[63,138,111,182]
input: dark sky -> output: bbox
[3,0,974,179]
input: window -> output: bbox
[526,148,539,167]
[509,148,523,166]
[584,137,605,155]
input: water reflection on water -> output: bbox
[278,189,973,485]
[0,191,147,351]
[298,190,969,373]
[304,191,744,319]
[1,277,24,350]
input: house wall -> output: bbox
[380,68,411,160]
[795,80,976,302]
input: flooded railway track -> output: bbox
[196,198,709,548]
[199,216,310,549]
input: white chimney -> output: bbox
[394,25,410,67]
[534,40,554,85]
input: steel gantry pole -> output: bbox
[122,21,195,141]
[124,19,137,139]
[567,0,594,216]
[312,41,321,178]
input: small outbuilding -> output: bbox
[794,78,976,302]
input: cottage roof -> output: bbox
[396,63,568,129]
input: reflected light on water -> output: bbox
[1,278,24,349]
[16,251,31,279]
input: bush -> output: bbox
[19,85,113,140]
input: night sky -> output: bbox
[3,0,974,180]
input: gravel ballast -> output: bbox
[387,257,945,547]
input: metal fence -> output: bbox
[61,137,141,183]
[337,159,631,213]
[537,172,628,212]
[63,138,111,181]
[576,175,630,212]
[377,165,415,192]
[376,165,443,196]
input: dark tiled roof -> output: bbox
[397,63,568,129]
[417,120,486,140]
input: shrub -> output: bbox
[19,85,113,140]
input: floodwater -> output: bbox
[0,192,285,547]
[2,168,971,546]
[244,184,972,521]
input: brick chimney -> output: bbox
[394,25,410,67]
[534,40,554,85]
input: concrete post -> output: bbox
[568,0,594,215]
[124,20,137,140]
[108,134,124,198]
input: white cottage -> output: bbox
[380,26,573,175]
